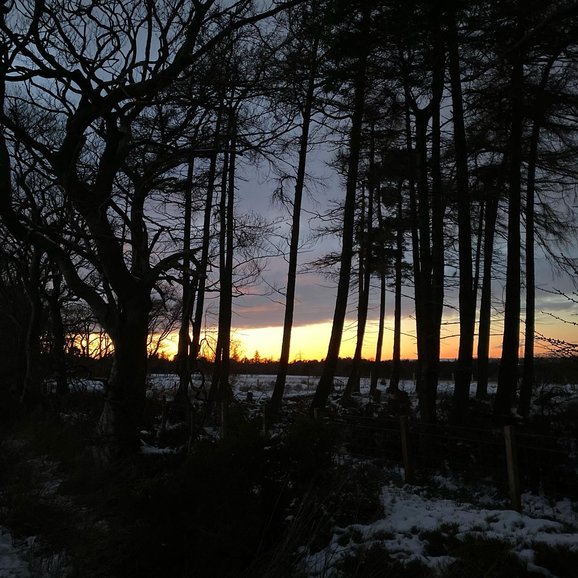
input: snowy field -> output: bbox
[65,373,577,422]
[67,373,502,401]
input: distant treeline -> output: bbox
[224,357,578,386]
[63,354,578,386]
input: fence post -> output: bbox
[313,408,320,420]
[503,425,522,511]
[400,415,413,483]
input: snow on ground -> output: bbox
[0,529,31,578]
[301,481,578,577]
[71,372,578,410]
[70,372,514,404]
[140,441,178,455]
[140,373,499,401]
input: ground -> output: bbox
[1,374,577,577]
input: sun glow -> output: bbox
[158,318,422,362]
[136,309,573,363]
[155,305,573,363]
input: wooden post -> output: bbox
[504,425,522,511]
[399,415,413,483]
[313,408,320,420]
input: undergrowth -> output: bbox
[1,390,577,577]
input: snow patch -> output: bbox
[0,529,31,577]
[300,484,578,577]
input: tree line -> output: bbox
[1,0,577,462]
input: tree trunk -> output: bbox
[48,267,68,397]
[312,50,367,410]
[271,37,318,414]
[21,248,44,407]
[428,46,445,423]
[210,110,236,403]
[191,113,222,369]
[176,158,195,403]
[95,293,151,463]
[370,196,387,395]
[413,109,434,419]
[406,16,445,425]
[370,270,386,395]
[495,51,524,421]
[447,11,475,425]
[403,90,424,398]
[389,186,404,393]
[519,136,536,417]
[519,53,557,417]
[346,141,374,398]
[473,202,485,310]
[476,188,499,398]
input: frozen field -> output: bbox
[142,373,501,401]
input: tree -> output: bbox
[271,1,322,415]
[0,0,303,461]
[398,1,446,424]
[493,1,578,419]
[312,1,370,410]
[446,6,476,425]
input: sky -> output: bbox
[228,146,578,363]
[158,148,578,363]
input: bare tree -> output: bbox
[0,0,303,461]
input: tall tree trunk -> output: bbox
[447,10,475,425]
[428,47,445,423]
[389,185,404,393]
[312,51,367,410]
[473,202,485,308]
[476,188,499,398]
[221,116,236,401]
[271,37,318,414]
[413,109,433,418]
[21,248,44,406]
[370,269,386,395]
[403,89,424,397]
[519,53,557,416]
[519,146,536,416]
[95,292,151,463]
[495,51,524,421]
[347,127,376,398]
[48,267,68,396]
[191,139,220,368]
[211,110,236,403]
[405,16,445,424]
[210,148,230,400]
[176,158,195,403]
[346,179,373,397]
[370,195,387,395]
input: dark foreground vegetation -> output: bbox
[1,374,577,577]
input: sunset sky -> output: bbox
[160,145,578,363]
[158,251,577,362]
[222,157,577,363]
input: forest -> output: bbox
[1,1,578,576]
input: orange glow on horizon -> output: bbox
[156,309,574,362]
[158,319,428,362]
